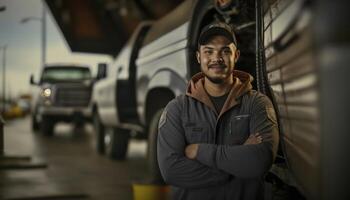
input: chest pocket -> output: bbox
[184,122,209,144]
[229,114,250,144]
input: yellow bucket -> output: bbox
[133,183,170,200]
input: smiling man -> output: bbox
[197,22,239,85]
[157,21,279,200]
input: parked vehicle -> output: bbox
[2,102,24,120]
[17,98,31,116]
[92,0,349,199]
[30,64,98,136]
[92,22,152,159]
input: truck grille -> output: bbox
[55,86,91,107]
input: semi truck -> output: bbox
[91,0,350,199]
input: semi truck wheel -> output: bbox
[106,127,130,160]
[147,109,165,184]
[93,113,105,154]
[40,116,55,136]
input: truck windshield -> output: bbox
[41,67,91,83]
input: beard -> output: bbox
[204,74,225,84]
[203,64,232,84]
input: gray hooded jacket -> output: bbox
[157,70,279,200]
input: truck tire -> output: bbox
[106,127,130,160]
[40,116,55,136]
[31,113,39,131]
[147,109,165,184]
[93,112,105,154]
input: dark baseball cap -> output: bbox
[198,21,237,47]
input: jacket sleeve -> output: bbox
[195,94,279,179]
[157,98,230,189]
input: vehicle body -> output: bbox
[91,22,152,159]
[30,64,94,135]
[92,0,350,199]
[264,0,349,199]
[17,98,31,116]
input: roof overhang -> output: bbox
[45,0,183,56]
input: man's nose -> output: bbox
[212,52,224,64]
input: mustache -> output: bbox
[208,63,227,69]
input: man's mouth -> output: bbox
[208,64,226,71]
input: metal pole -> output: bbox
[0,5,5,157]
[41,2,46,68]
[2,45,6,115]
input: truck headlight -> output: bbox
[42,88,52,98]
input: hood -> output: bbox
[185,70,254,116]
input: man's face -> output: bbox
[197,35,240,84]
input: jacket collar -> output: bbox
[185,70,253,116]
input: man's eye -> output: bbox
[223,50,232,54]
[204,50,213,54]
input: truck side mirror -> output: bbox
[30,74,36,85]
[96,63,107,80]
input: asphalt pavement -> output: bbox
[0,117,149,200]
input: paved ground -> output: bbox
[0,117,149,200]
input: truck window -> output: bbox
[41,67,92,83]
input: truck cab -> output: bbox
[30,64,94,136]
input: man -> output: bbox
[157,21,279,200]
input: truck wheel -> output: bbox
[93,113,105,154]
[147,109,165,184]
[106,128,130,160]
[41,116,55,136]
[31,113,39,131]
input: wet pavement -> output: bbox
[0,117,149,200]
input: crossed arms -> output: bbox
[157,95,279,189]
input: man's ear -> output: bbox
[196,51,200,64]
[234,49,240,63]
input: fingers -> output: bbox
[251,132,274,143]
[244,133,263,145]
[257,135,262,143]
[251,133,263,143]
[258,133,274,142]
[252,133,262,140]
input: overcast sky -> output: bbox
[0,0,113,98]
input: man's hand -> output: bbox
[185,133,262,159]
[185,144,199,159]
[244,133,263,145]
